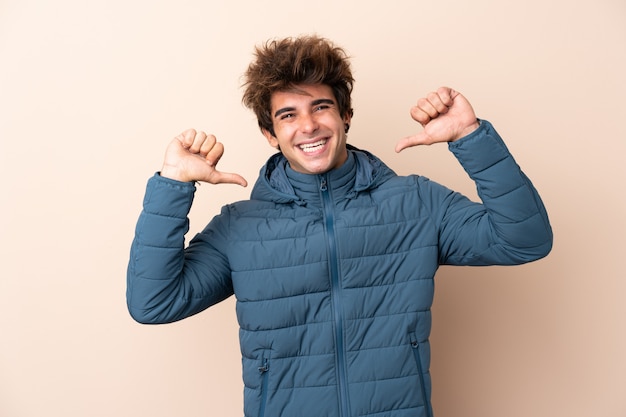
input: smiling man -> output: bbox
[127,35,553,417]
[264,84,350,175]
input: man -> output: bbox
[127,35,552,417]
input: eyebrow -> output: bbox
[273,98,336,118]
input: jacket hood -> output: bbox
[250,144,396,205]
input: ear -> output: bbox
[262,128,279,149]
[343,112,353,133]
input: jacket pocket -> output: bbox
[409,332,432,417]
[257,350,271,417]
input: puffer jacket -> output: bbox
[127,120,553,417]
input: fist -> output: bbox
[160,129,247,187]
[395,87,479,152]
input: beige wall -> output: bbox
[1,0,624,416]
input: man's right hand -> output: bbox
[160,129,248,187]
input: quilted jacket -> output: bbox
[127,120,553,417]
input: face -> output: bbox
[263,84,351,175]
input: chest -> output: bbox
[228,191,439,302]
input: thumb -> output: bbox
[394,131,432,153]
[209,170,249,187]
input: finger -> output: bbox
[409,105,432,126]
[189,131,208,153]
[203,142,247,186]
[415,97,439,119]
[176,129,197,148]
[427,91,451,114]
[204,141,225,167]
[394,131,432,153]
[199,134,217,156]
[211,171,249,187]
[437,86,459,104]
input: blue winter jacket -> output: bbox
[127,120,552,417]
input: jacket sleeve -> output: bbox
[419,120,553,266]
[126,174,234,324]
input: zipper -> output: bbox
[319,175,351,417]
[410,333,432,417]
[258,353,270,417]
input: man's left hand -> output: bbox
[395,87,480,153]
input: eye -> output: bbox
[280,113,295,120]
[314,104,330,112]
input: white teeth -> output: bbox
[299,139,327,153]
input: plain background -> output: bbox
[1,0,624,416]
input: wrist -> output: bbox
[456,119,480,141]
[160,166,191,182]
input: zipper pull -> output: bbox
[319,176,328,192]
[258,358,269,373]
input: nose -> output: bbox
[299,112,318,134]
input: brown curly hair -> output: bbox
[242,35,354,137]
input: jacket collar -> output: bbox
[250,145,396,206]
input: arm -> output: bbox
[398,87,553,265]
[126,129,246,324]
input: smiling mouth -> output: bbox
[299,139,328,153]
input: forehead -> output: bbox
[270,84,335,109]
